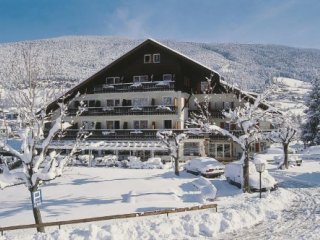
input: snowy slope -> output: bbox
[0,36,320,91]
[269,77,312,119]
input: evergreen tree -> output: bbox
[302,78,320,145]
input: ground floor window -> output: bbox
[208,142,231,158]
[164,120,172,129]
[183,142,200,156]
[118,150,130,160]
[134,120,148,129]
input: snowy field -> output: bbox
[0,154,320,239]
[270,77,311,116]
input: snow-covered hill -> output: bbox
[0,36,320,91]
[269,77,312,120]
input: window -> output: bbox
[223,101,234,110]
[82,121,95,130]
[134,120,148,129]
[183,142,200,156]
[216,144,224,158]
[132,98,148,107]
[133,75,149,83]
[208,143,216,158]
[201,81,209,92]
[164,120,172,129]
[208,142,231,159]
[106,99,120,107]
[106,77,121,84]
[144,54,152,63]
[106,121,120,129]
[153,53,160,63]
[106,121,114,129]
[225,144,231,158]
[163,74,172,81]
[162,96,173,105]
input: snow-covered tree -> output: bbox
[0,45,88,232]
[302,78,320,146]
[188,77,274,192]
[268,113,298,169]
[157,130,187,176]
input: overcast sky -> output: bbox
[0,0,319,49]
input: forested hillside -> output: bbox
[0,36,319,91]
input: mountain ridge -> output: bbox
[1,36,319,91]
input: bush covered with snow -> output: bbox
[192,177,217,202]
[126,157,164,169]
[303,145,320,156]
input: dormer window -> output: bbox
[144,54,152,63]
[163,74,172,81]
[153,53,160,63]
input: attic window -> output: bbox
[153,53,160,63]
[106,77,121,84]
[144,54,152,63]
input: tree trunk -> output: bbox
[30,189,45,233]
[174,156,179,176]
[283,143,289,169]
[242,150,250,193]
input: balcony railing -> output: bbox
[51,128,246,141]
[188,109,224,118]
[92,81,175,93]
[68,105,177,116]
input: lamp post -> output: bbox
[255,162,266,199]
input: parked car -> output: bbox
[184,157,225,178]
[274,154,302,167]
[224,161,278,191]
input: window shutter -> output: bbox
[220,122,225,129]
[231,102,235,110]
[123,122,128,129]
[255,143,260,152]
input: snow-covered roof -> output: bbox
[147,38,220,77]
[48,140,168,151]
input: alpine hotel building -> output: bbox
[47,39,271,162]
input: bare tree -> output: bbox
[157,130,187,176]
[268,113,298,169]
[188,76,275,192]
[0,44,87,232]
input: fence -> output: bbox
[0,203,217,235]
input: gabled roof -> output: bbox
[47,38,223,112]
[46,38,270,112]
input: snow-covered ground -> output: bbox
[270,77,311,117]
[0,152,319,239]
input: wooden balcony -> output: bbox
[92,81,175,94]
[68,105,177,116]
